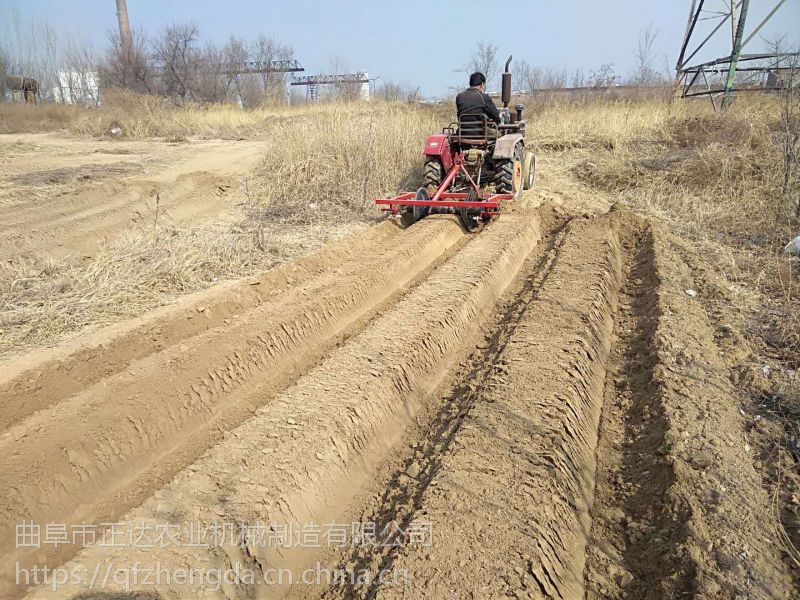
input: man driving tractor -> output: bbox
[376,57,535,232]
[456,72,501,126]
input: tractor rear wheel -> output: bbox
[493,145,524,201]
[424,159,443,195]
[523,151,536,190]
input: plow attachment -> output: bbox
[376,155,515,231]
[375,191,511,217]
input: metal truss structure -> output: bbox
[676,0,798,109]
[290,73,370,101]
[222,60,305,76]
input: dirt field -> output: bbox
[1,119,797,599]
[0,133,266,264]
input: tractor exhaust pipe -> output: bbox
[502,55,512,108]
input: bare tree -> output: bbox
[103,28,152,93]
[0,48,8,99]
[61,37,101,105]
[466,41,499,89]
[543,67,568,89]
[571,68,585,88]
[781,73,800,219]
[376,81,421,102]
[153,23,200,102]
[253,35,276,91]
[591,63,617,88]
[219,35,249,105]
[0,8,300,107]
[252,35,294,104]
[772,45,800,218]
[0,8,60,100]
[323,55,362,101]
[513,59,539,95]
[193,41,224,103]
[632,24,661,85]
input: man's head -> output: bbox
[469,72,486,91]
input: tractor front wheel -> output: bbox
[493,145,524,201]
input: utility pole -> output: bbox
[722,0,750,109]
[116,0,133,55]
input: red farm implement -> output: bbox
[377,56,535,232]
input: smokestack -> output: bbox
[116,0,133,54]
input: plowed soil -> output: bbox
[2,149,795,599]
[0,133,265,264]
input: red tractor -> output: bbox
[377,56,534,231]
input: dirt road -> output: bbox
[1,157,794,598]
[0,133,264,264]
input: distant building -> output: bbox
[357,70,370,101]
[53,70,100,105]
[766,67,798,90]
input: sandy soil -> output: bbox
[1,147,796,599]
[0,133,265,264]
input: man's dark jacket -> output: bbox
[456,87,501,124]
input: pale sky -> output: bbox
[2,0,798,96]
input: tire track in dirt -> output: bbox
[0,216,466,599]
[0,221,400,429]
[318,209,794,600]
[19,210,545,600]
[315,208,572,600]
[11,203,794,600]
[585,225,793,599]
[583,224,696,598]
[348,211,626,600]
[0,137,266,264]
[0,172,238,264]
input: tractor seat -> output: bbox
[452,115,498,146]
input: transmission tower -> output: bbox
[675,0,798,109]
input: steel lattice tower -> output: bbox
[676,0,798,109]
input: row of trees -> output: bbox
[0,8,420,107]
[105,25,295,105]
[0,7,672,107]
[464,26,670,96]
[0,8,296,106]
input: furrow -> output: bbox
[20,211,543,600]
[0,216,465,599]
[371,212,626,599]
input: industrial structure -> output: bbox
[222,60,305,76]
[52,70,100,105]
[676,0,798,109]
[291,72,371,101]
[115,0,133,55]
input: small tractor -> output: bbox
[377,56,534,231]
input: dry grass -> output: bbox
[69,89,299,139]
[0,218,361,356]
[0,89,315,139]
[1,99,437,356]
[252,101,444,222]
[4,94,795,360]
[529,99,679,151]
[0,102,87,133]
[545,96,799,356]
[534,95,800,580]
